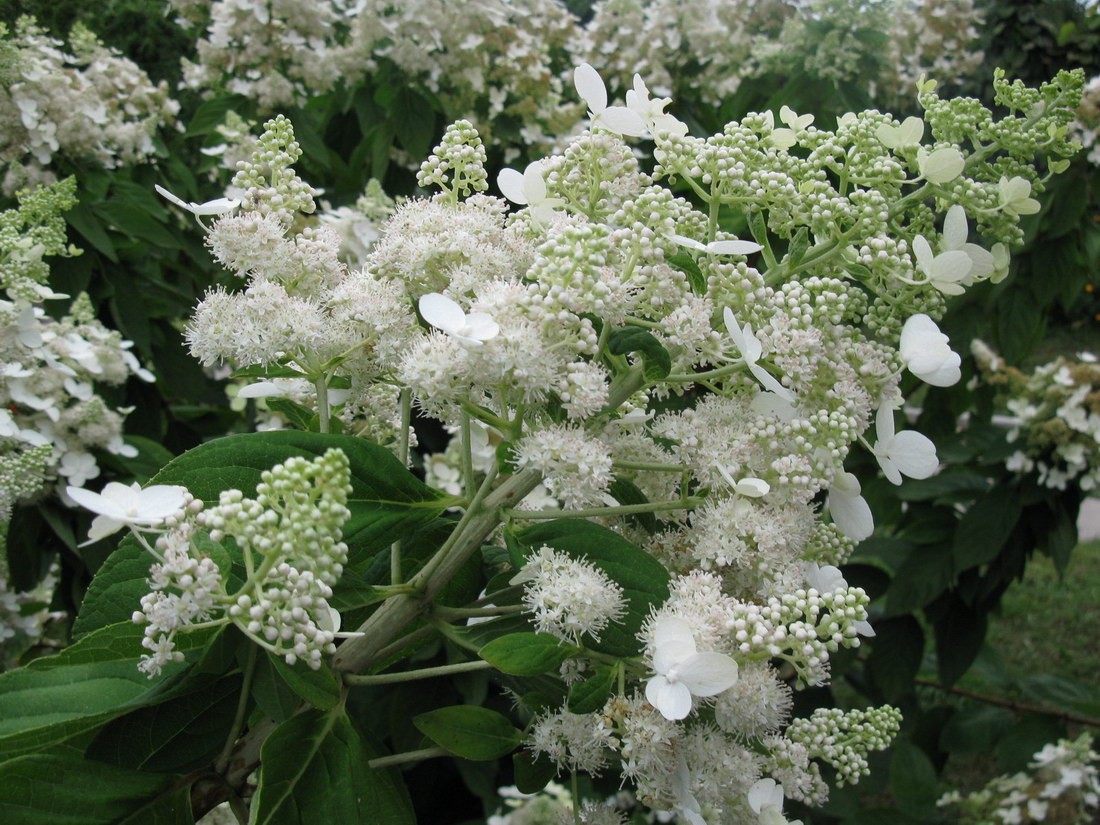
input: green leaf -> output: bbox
[479,633,579,676]
[883,543,953,617]
[0,751,178,825]
[93,200,179,249]
[866,617,923,703]
[747,209,769,249]
[252,706,415,825]
[953,486,1022,571]
[269,654,342,711]
[413,705,523,761]
[85,674,242,772]
[66,203,118,262]
[265,397,317,431]
[75,431,446,637]
[513,520,670,657]
[186,96,239,137]
[996,714,1066,773]
[939,706,1013,754]
[251,653,301,723]
[391,88,436,163]
[513,749,556,794]
[786,227,809,266]
[608,478,657,534]
[567,665,616,714]
[607,327,672,381]
[889,740,938,814]
[666,252,706,294]
[933,595,987,688]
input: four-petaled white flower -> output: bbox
[723,307,794,402]
[418,293,499,349]
[573,63,648,137]
[917,147,964,184]
[59,451,100,488]
[748,778,801,825]
[497,162,564,224]
[941,205,994,282]
[67,481,187,544]
[826,471,874,542]
[997,176,1040,216]
[768,105,814,150]
[912,234,971,296]
[671,754,707,825]
[808,563,876,638]
[876,116,924,150]
[645,615,739,721]
[899,314,961,387]
[871,404,939,486]
[625,74,688,138]
[155,184,240,217]
[671,233,761,257]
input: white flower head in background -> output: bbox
[496,162,563,224]
[723,307,794,401]
[826,471,874,541]
[645,615,739,721]
[899,314,961,387]
[67,482,188,544]
[418,293,499,349]
[155,184,240,218]
[573,63,648,138]
[871,404,939,485]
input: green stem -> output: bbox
[460,411,475,501]
[571,771,582,825]
[344,660,492,686]
[613,460,688,473]
[433,604,524,619]
[214,645,258,775]
[503,498,702,521]
[368,747,450,770]
[314,374,331,434]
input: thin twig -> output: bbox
[914,677,1100,728]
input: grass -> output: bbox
[985,538,1100,685]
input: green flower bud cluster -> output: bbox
[0,177,80,301]
[417,119,489,201]
[231,114,317,217]
[786,705,902,787]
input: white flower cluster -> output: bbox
[172,62,1081,822]
[517,546,627,643]
[170,0,358,110]
[1072,73,1100,167]
[69,448,352,676]
[0,180,153,521]
[939,732,1100,825]
[0,18,179,195]
[975,344,1100,491]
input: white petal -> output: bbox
[418,292,466,335]
[496,168,528,205]
[748,779,783,814]
[898,116,924,145]
[154,184,189,210]
[913,235,934,273]
[933,250,973,284]
[670,233,707,251]
[238,381,289,398]
[806,563,846,593]
[462,312,499,341]
[190,197,239,216]
[136,486,187,519]
[522,163,547,203]
[751,364,793,402]
[574,63,607,112]
[875,404,896,445]
[677,652,739,697]
[707,239,762,256]
[67,485,124,519]
[735,477,770,497]
[943,205,968,251]
[921,147,964,184]
[653,615,696,673]
[653,678,693,720]
[596,106,649,137]
[964,243,995,279]
[828,484,874,541]
[751,391,796,422]
[877,454,903,486]
[84,514,124,545]
[889,430,939,479]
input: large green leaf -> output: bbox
[413,705,523,761]
[953,486,1022,571]
[251,706,414,825]
[512,520,670,657]
[85,674,242,772]
[479,633,579,676]
[74,431,447,637]
[0,750,179,824]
